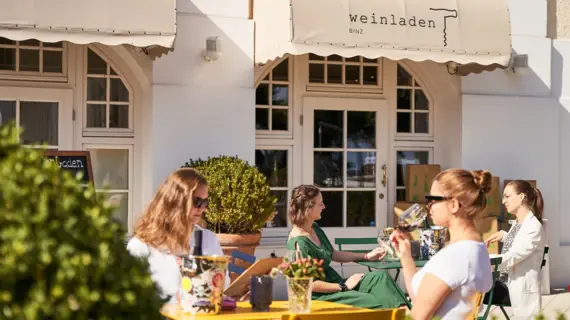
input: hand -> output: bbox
[345,273,365,290]
[390,230,411,257]
[365,247,386,261]
[485,231,504,247]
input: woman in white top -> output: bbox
[485,180,546,319]
[127,168,229,304]
[391,169,494,320]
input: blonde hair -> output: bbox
[434,169,493,219]
[134,168,207,254]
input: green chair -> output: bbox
[478,256,503,320]
[334,237,377,277]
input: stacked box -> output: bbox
[405,164,441,203]
[475,216,499,255]
[481,176,501,217]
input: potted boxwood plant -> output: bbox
[183,155,276,258]
[0,123,165,319]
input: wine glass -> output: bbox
[377,228,397,259]
[396,203,428,232]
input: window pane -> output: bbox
[87,49,107,75]
[415,89,429,110]
[19,49,40,72]
[327,64,342,84]
[86,104,106,128]
[255,108,269,130]
[255,149,288,187]
[397,64,413,86]
[109,104,129,128]
[88,148,129,189]
[347,111,375,148]
[397,89,412,110]
[327,55,343,61]
[309,64,324,83]
[104,192,129,229]
[43,41,63,48]
[345,65,360,84]
[20,102,58,145]
[271,109,288,131]
[270,190,288,228]
[363,66,377,85]
[20,39,40,47]
[272,84,288,106]
[314,152,343,188]
[110,78,129,102]
[347,191,375,227]
[414,113,429,134]
[256,83,269,105]
[396,151,429,187]
[43,50,63,73]
[271,58,289,81]
[309,54,324,61]
[319,191,343,227]
[0,48,16,71]
[0,37,15,45]
[314,110,343,148]
[347,152,375,188]
[0,101,16,126]
[396,112,411,133]
[87,77,106,101]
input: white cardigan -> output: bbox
[498,212,546,319]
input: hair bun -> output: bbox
[471,170,493,194]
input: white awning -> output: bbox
[255,0,512,69]
[0,0,177,49]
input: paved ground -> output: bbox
[482,288,570,319]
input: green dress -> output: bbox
[286,223,407,309]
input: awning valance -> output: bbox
[0,0,177,49]
[254,0,512,69]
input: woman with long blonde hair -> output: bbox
[127,168,229,303]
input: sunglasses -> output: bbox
[424,195,451,208]
[193,196,209,209]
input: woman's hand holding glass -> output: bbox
[390,230,412,258]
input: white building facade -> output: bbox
[1,0,569,289]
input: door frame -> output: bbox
[302,95,390,240]
[0,86,74,149]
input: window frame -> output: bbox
[82,141,134,233]
[0,38,68,82]
[82,46,134,137]
[394,63,434,141]
[255,144,293,231]
[255,56,294,138]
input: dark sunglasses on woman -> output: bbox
[193,196,209,209]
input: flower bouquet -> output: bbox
[270,255,325,314]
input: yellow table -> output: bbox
[161,300,369,320]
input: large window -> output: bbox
[0,37,65,79]
[396,64,430,136]
[85,48,132,133]
[308,54,382,87]
[256,57,291,134]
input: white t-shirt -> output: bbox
[127,225,230,304]
[411,240,493,319]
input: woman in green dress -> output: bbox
[286,185,408,309]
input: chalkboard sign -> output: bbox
[44,151,94,184]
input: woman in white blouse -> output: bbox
[485,180,546,319]
[391,169,494,320]
[127,168,229,304]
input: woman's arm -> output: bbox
[501,223,542,269]
[331,250,366,263]
[312,280,343,293]
[410,273,452,320]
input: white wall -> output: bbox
[461,0,570,288]
[150,0,255,191]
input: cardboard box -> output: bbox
[475,216,499,255]
[502,179,537,219]
[405,164,441,202]
[480,176,501,217]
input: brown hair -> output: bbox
[506,180,544,223]
[433,169,493,219]
[288,185,321,226]
[134,168,208,255]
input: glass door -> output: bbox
[303,96,389,239]
[0,87,73,150]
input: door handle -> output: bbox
[381,164,387,187]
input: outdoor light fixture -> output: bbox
[203,36,222,62]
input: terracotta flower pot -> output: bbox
[216,232,262,282]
